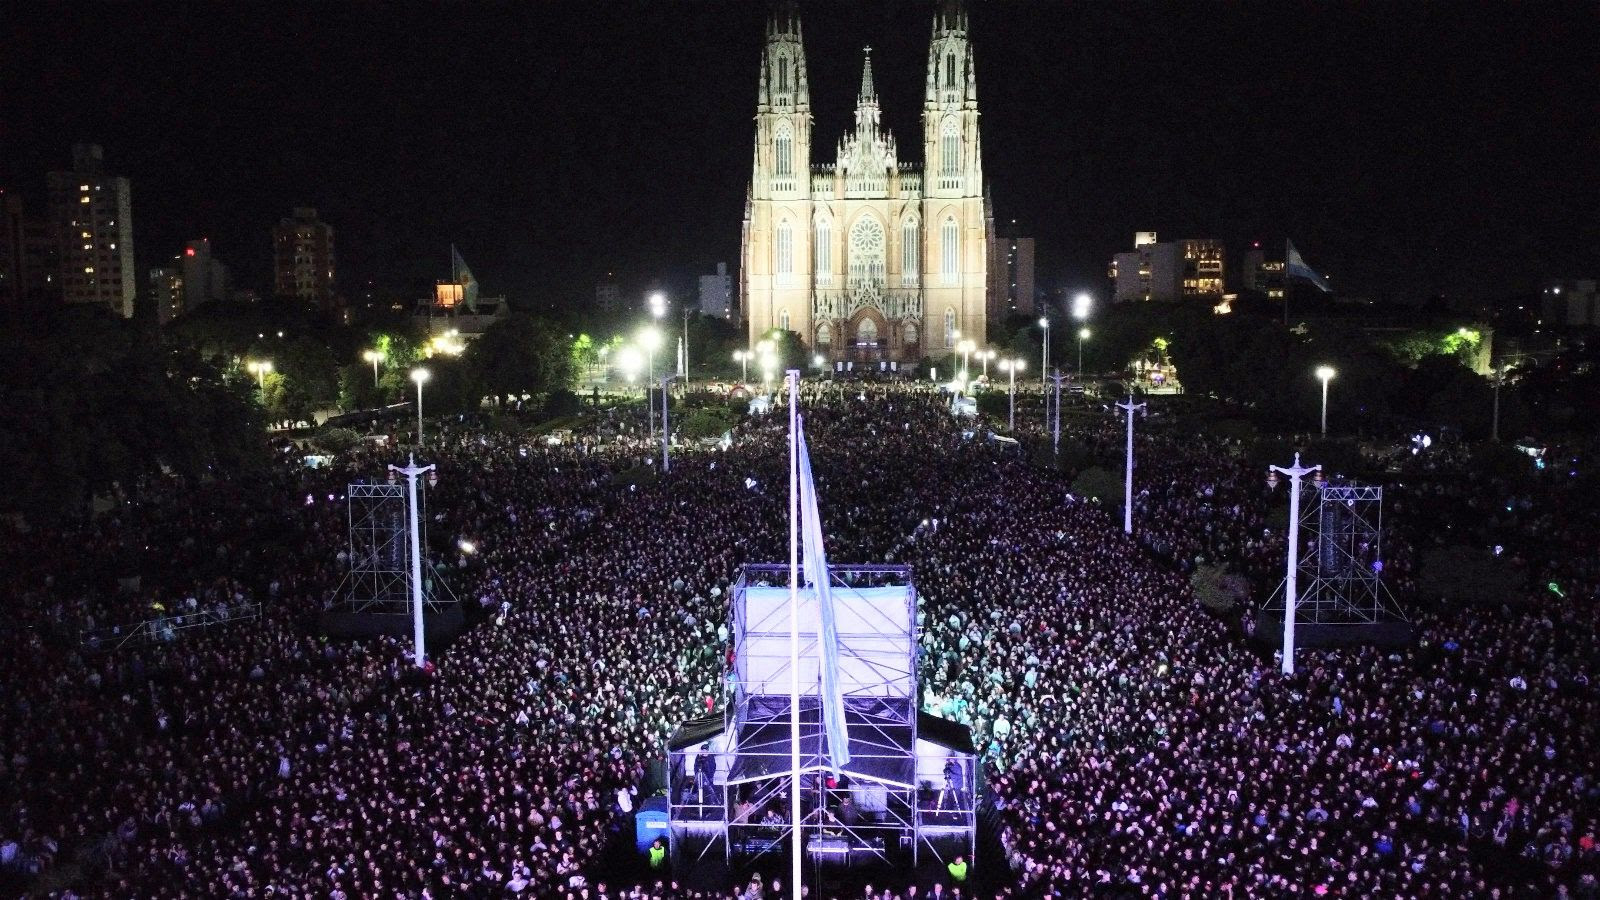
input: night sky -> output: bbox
[4,1,1595,310]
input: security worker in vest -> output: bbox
[648,837,666,871]
[947,853,968,884]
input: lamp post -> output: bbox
[247,359,273,393]
[958,339,975,380]
[1001,358,1024,431]
[1038,317,1050,389]
[639,326,663,442]
[1077,328,1091,375]
[387,455,436,668]
[980,349,994,379]
[734,350,749,383]
[1116,395,1146,535]
[660,374,682,472]
[410,368,431,445]
[363,350,383,388]
[1315,366,1336,437]
[1491,365,1508,442]
[1267,454,1321,675]
[1047,370,1067,456]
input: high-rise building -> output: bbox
[1111,233,1224,303]
[180,239,231,312]
[987,222,1035,318]
[2,191,62,317]
[147,265,184,325]
[273,207,336,309]
[699,262,733,318]
[741,0,991,363]
[1541,279,1599,328]
[1241,244,1286,300]
[595,276,621,315]
[47,144,135,317]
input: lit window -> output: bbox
[778,56,789,92]
[776,221,793,276]
[940,120,960,176]
[941,219,958,283]
[83,244,92,250]
[944,308,957,348]
[944,53,956,88]
[80,196,90,204]
[775,121,793,178]
[901,219,919,285]
[84,266,94,273]
[814,217,831,282]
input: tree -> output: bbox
[464,314,575,403]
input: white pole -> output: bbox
[388,456,435,669]
[661,376,672,473]
[1320,378,1329,437]
[415,380,425,446]
[1048,370,1065,456]
[786,369,802,900]
[1008,363,1016,432]
[1491,375,1501,442]
[371,356,380,387]
[647,348,656,443]
[1117,396,1145,535]
[1269,454,1320,675]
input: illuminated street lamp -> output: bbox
[999,357,1025,431]
[617,345,643,385]
[363,347,384,385]
[1038,317,1050,388]
[1072,291,1094,323]
[649,292,666,319]
[957,338,976,379]
[410,368,431,445]
[246,359,273,392]
[1077,327,1091,374]
[812,353,826,371]
[639,326,663,441]
[1315,366,1336,436]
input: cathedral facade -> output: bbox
[741,1,991,365]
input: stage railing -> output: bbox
[81,602,263,652]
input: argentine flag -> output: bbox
[1285,241,1332,293]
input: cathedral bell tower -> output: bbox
[743,1,814,346]
[921,0,987,357]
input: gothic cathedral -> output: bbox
[741,0,991,365]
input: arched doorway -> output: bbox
[847,309,887,365]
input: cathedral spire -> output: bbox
[858,46,876,103]
[853,46,881,137]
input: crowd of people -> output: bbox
[1,383,1596,899]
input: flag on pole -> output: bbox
[796,414,851,771]
[451,245,481,312]
[1285,240,1332,293]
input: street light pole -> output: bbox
[660,374,682,472]
[1268,454,1320,676]
[1038,317,1050,389]
[1048,370,1067,456]
[410,368,431,446]
[1316,366,1336,437]
[1116,395,1146,535]
[1078,328,1090,375]
[364,350,383,388]
[1492,369,1503,442]
[387,455,436,668]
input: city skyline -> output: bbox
[3,1,1594,311]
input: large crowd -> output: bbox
[1,384,1596,899]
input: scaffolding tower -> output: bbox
[334,483,457,614]
[1263,482,1406,625]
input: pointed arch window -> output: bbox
[856,317,879,345]
[778,56,790,92]
[904,321,920,347]
[940,120,960,177]
[944,308,957,348]
[945,52,956,89]
[816,322,832,347]
[814,216,831,285]
[775,121,793,178]
[776,220,794,282]
[940,218,959,284]
[901,218,919,286]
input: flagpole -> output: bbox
[786,368,802,900]
[1282,238,1291,327]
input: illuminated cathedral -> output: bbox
[740,0,990,365]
